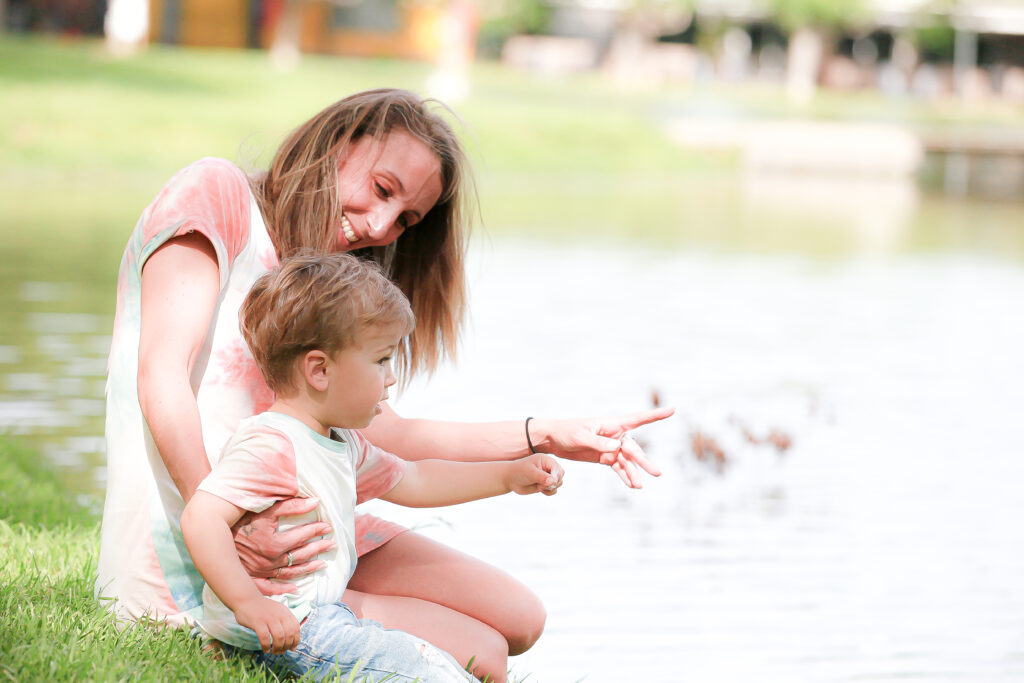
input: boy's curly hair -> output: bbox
[241,251,414,394]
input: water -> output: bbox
[2,184,1024,681]
[374,245,1024,682]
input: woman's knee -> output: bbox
[499,584,546,656]
[465,624,509,683]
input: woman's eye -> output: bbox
[374,181,390,199]
[377,356,391,366]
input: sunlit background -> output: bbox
[2,1,1023,681]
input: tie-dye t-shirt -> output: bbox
[96,158,407,628]
[195,412,405,650]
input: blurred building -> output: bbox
[145,0,464,60]
[3,0,476,62]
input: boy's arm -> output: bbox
[379,454,564,508]
[181,491,300,654]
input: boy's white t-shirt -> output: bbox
[195,411,406,650]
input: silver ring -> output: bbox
[286,551,295,567]
[275,567,282,578]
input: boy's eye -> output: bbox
[377,356,391,366]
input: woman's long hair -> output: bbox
[249,89,472,381]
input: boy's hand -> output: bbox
[233,596,300,654]
[508,454,564,496]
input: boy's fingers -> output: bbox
[255,625,272,652]
[271,621,290,654]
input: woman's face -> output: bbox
[334,130,443,251]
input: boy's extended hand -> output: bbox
[233,596,301,654]
[509,454,564,496]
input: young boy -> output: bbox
[181,253,563,683]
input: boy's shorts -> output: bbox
[255,602,474,683]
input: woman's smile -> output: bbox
[340,214,358,244]
[335,131,442,251]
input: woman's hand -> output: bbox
[529,407,674,489]
[232,497,335,596]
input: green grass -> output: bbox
[0,438,522,681]
[1,32,1021,259]
[0,437,283,681]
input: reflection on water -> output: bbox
[376,243,1024,682]
[2,178,1024,681]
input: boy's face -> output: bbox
[324,321,404,429]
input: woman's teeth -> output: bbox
[341,215,358,243]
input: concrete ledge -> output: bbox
[665,119,924,176]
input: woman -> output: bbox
[96,89,671,682]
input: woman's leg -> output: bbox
[348,531,547,655]
[342,589,508,683]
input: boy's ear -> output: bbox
[299,350,331,392]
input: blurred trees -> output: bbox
[764,0,869,102]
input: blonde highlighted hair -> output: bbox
[249,89,471,382]
[240,252,415,395]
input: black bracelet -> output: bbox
[525,416,537,454]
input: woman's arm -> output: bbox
[137,232,220,502]
[138,233,331,589]
[362,404,674,489]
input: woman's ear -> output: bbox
[300,350,330,392]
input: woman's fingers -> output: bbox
[276,558,327,581]
[275,520,334,555]
[618,436,662,478]
[253,577,298,596]
[265,496,320,517]
[610,459,636,489]
[286,537,334,565]
[568,429,622,460]
[611,407,675,432]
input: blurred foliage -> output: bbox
[762,0,869,31]
[476,0,554,58]
[915,20,956,62]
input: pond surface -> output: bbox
[2,178,1023,682]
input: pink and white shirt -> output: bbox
[195,412,405,649]
[96,158,406,628]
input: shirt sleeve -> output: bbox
[351,430,407,504]
[136,157,252,289]
[198,426,299,513]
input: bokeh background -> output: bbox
[2,1,1023,681]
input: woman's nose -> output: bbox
[368,206,401,238]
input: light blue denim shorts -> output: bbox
[254,603,474,683]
